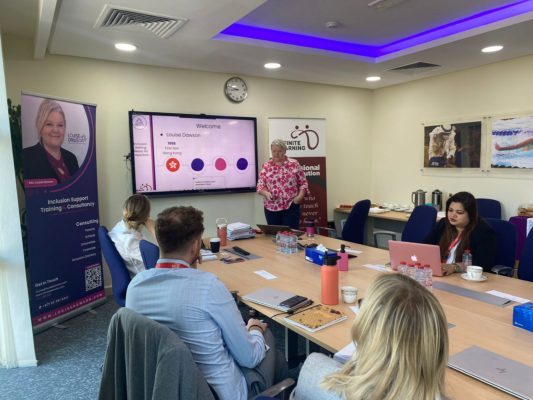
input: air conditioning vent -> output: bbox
[388,61,441,75]
[95,5,188,39]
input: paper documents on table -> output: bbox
[486,290,531,304]
[362,264,391,272]
[284,305,347,333]
[333,341,357,364]
[200,249,217,261]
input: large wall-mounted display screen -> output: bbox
[129,111,258,196]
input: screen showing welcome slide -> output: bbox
[129,112,258,195]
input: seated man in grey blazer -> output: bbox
[126,206,287,400]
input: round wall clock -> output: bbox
[224,76,248,103]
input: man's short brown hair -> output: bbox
[155,206,204,254]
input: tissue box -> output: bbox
[513,302,533,332]
[305,247,337,266]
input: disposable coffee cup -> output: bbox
[341,286,358,304]
[467,265,483,280]
[210,237,221,253]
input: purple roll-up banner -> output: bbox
[21,92,104,330]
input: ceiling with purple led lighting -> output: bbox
[3,0,533,88]
[218,0,533,60]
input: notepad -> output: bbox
[284,305,347,333]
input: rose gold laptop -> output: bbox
[388,241,443,277]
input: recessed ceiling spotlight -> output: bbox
[264,62,281,69]
[115,43,137,52]
[481,45,503,53]
[325,21,340,29]
[366,76,381,82]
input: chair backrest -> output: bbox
[485,218,516,269]
[476,198,502,219]
[98,226,131,307]
[402,205,437,244]
[341,199,371,244]
[140,240,159,269]
[98,308,215,400]
[518,228,533,282]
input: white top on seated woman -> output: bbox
[291,273,449,400]
[109,194,155,277]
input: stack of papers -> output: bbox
[200,249,217,262]
[227,222,256,240]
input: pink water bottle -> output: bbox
[321,255,339,305]
[216,217,227,247]
[305,219,316,238]
[337,244,349,272]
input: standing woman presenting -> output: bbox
[257,139,309,229]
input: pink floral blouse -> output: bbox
[256,157,309,211]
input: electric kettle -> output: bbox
[432,190,443,211]
[411,189,426,207]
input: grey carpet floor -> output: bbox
[0,300,119,400]
[0,298,304,400]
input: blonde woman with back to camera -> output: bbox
[109,194,155,278]
[291,274,449,400]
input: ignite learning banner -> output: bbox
[21,93,103,328]
[268,118,327,227]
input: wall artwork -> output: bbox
[423,121,482,168]
[491,116,533,169]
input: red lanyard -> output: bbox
[447,232,462,254]
[156,262,189,269]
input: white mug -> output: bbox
[467,265,483,280]
[341,286,358,304]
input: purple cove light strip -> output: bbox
[218,0,533,59]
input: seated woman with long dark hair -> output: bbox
[425,191,496,274]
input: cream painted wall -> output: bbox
[371,55,533,218]
[3,35,373,289]
[0,34,36,367]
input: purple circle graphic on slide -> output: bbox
[236,158,248,170]
[191,158,205,172]
[215,158,227,171]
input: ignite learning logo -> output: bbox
[289,124,319,150]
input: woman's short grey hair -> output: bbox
[270,139,287,152]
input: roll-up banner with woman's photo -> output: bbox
[268,118,327,228]
[21,92,103,330]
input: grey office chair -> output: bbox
[99,308,295,400]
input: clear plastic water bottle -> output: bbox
[415,265,426,286]
[275,232,281,252]
[290,233,298,254]
[462,249,472,269]
[423,264,433,291]
[407,263,416,279]
[398,261,408,275]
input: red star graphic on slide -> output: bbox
[166,157,180,172]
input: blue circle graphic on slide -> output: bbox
[191,158,205,172]
[236,158,248,170]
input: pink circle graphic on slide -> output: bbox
[215,158,227,171]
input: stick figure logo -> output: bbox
[290,125,319,150]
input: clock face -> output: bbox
[224,77,248,103]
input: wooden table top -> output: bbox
[200,235,533,400]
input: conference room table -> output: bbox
[199,234,533,400]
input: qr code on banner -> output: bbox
[85,266,102,291]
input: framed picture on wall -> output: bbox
[423,121,482,168]
[491,115,533,169]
